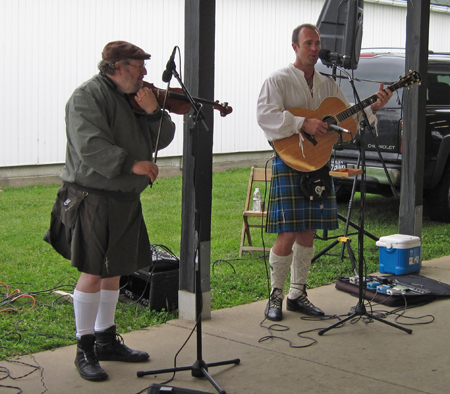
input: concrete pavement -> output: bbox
[1,256,449,394]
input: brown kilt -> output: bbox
[44,183,151,278]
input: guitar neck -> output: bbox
[272,70,420,172]
[334,82,401,124]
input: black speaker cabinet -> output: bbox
[317,0,364,70]
[120,262,179,312]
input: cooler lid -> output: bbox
[376,234,421,249]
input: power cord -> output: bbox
[0,279,76,313]
[134,245,203,394]
[0,356,48,394]
[211,259,237,275]
[0,279,78,359]
[342,290,436,328]
[259,318,318,348]
[135,314,202,394]
[258,277,436,348]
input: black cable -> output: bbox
[259,312,355,349]
[1,280,76,313]
[211,258,238,275]
[0,279,79,358]
[259,157,275,297]
[135,243,202,393]
[0,357,48,394]
[344,287,436,328]
[259,319,317,349]
[135,313,200,394]
[0,384,22,394]
[0,332,21,350]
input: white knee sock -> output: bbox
[269,248,293,298]
[94,289,119,332]
[73,289,101,339]
[288,243,315,299]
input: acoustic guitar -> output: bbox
[272,70,421,172]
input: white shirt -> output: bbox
[257,63,376,142]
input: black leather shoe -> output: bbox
[265,288,283,321]
[75,334,108,381]
[286,292,324,316]
[95,325,150,362]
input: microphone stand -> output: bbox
[318,63,412,336]
[137,66,240,394]
[320,63,399,199]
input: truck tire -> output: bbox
[427,164,450,223]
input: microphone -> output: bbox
[319,49,348,63]
[162,46,177,83]
[328,124,349,150]
[328,124,350,134]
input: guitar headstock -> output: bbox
[398,70,422,89]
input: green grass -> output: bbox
[1,167,450,360]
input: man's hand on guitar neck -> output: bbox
[300,82,393,139]
[301,117,328,137]
[371,83,393,113]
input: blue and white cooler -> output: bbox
[375,234,422,275]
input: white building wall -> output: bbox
[1,0,450,170]
[214,0,326,154]
[0,0,185,168]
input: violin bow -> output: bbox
[152,82,173,165]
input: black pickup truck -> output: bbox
[316,49,450,223]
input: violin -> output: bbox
[128,81,233,117]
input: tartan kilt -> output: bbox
[266,156,338,233]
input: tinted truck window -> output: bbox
[318,55,405,108]
[314,51,450,222]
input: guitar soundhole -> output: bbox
[322,115,338,127]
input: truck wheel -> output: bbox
[427,165,450,222]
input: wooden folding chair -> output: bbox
[239,166,272,257]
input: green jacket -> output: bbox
[60,73,175,193]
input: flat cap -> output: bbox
[102,41,151,61]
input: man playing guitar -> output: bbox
[257,23,392,321]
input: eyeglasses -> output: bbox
[126,62,146,71]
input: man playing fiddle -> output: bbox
[44,41,175,381]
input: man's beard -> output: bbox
[123,73,143,94]
[130,79,143,93]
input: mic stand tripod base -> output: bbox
[136,249,240,394]
[317,64,412,337]
[139,66,240,394]
[317,301,412,336]
[138,357,241,394]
